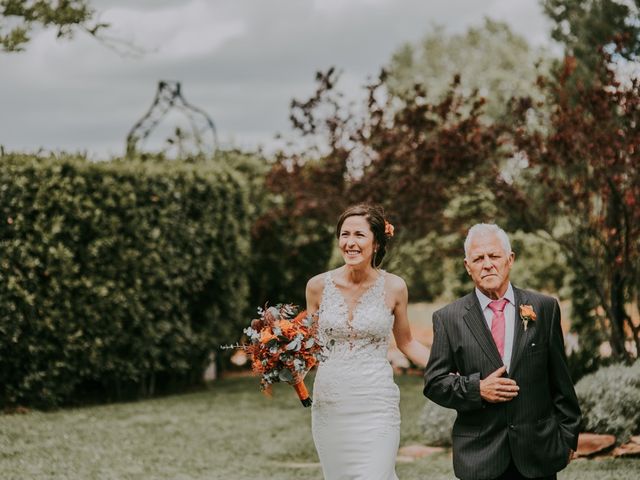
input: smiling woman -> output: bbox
[303,203,429,479]
[336,203,389,268]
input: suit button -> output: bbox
[509,424,515,430]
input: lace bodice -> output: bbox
[317,270,395,362]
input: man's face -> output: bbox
[464,232,514,299]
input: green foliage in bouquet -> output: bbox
[419,399,456,447]
[0,152,251,408]
[575,361,640,443]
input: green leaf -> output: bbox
[278,368,294,383]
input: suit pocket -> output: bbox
[530,415,568,466]
[522,346,549,376]
[524,343,548,357]
[536,414,555,426]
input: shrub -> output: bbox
[419,399,457,447]
[575,361,640,443]
[248,172,335,307]
[0,152,252,407]
[509,231,569,295]
[384,232,446,302]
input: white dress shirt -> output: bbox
[475,283,516,372]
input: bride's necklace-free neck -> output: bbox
[334,266,382,327]
[339,265,379,299]
[343,264,377,284]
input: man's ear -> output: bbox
[463,259,471,275]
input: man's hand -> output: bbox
[480,366,519,403]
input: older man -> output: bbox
[424,224,581,480]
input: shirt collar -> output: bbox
[475,283,515,311]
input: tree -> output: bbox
[252,151,345,306]
[497,50,640,363]
[385,18,552,121]
[379,19,566,301]
[258,65,505,303]
[543,0,640,80]
[0,0,105,53]
[349,73,505,239]
[272,67,506,237]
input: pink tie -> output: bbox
[488,299,508,358]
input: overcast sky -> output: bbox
[0,0,555,158]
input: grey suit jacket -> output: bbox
[424,287,581,480]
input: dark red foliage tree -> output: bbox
[267,68,504,235]
[351,73,505,239]
[497,51,640,362]
[250,72,351,305]
[252,68,505,305]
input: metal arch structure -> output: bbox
[126,80,218,158]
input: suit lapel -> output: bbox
[509,287,529,373]
[463,293,504,371]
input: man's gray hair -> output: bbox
[464,223,512,258]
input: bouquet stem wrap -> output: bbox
[293,379,312,407]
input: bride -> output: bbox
[305,203,429,479]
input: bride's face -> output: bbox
[338,215,376,267]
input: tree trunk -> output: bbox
[609,275,631,362]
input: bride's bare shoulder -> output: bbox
[306,271,331,309]
[306,271,329,295]
[382,271,408,294]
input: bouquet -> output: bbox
[222,304,326,407]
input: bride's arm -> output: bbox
[390,275,429,369]
[305,273,324,319]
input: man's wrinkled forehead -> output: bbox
[465,233,509,258]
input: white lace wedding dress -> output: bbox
[312,271,400,480]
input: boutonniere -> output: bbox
[519,304,537,331]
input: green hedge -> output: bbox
[0,153,251,408]
[575,361,640,443]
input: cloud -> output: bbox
[0,0,553,157]
[101,1,247,61]
[312,0,394,15]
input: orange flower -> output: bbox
[519,304,537,331]
[277,319,296,338]
[260,328,277,344]
[384,220,395,237]
[292,310,308,324]
[252,358,264,373]
[519,304,537,320]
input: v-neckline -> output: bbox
[328,270,384,325]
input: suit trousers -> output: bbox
[492,459,557,480]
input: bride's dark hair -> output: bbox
[336,203,389,267]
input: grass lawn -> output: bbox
[1,375,638,479]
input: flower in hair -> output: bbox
[384,220,395,238]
